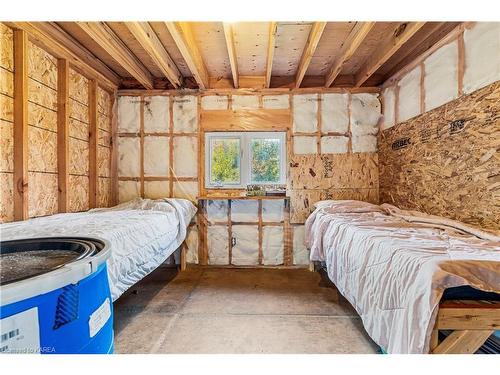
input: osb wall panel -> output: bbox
[28,41,57,90]
[97,86,112,208]
[379,81,500,233]
[28,172,58,218]
[98,177,111,208]
[289,153,379,223]
[0,23,14,222]
[68,175,90,212]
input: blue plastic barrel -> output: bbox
[0,237,113,354]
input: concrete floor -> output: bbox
[113,266,379,354]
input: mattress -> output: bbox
[305,200,500,354]
[0,198,197,301]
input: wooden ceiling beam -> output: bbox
[124,22,183,88]
[75,22,154,89]
[222,23,239,89]
[324,22,376,87]
[5,22,120,91]
[295,22,327,88]
[165,22,209,90]
[265,22,278,88]
[354,22,426,87]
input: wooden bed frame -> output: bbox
[430,300,500,354]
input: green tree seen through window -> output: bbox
[210,139,240,184]
[251,139,280,183]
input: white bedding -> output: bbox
[0,198,197,301]
[305,200,500,354]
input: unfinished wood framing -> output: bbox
[265,22,277,88]
[295,22,327,88]
[88,79,98,208]
[222,23,239,89]
[57,59,70,212]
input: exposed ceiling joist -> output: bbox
[295,22,327,88]
[324,22,376,87]
[74,22,154,89]
[265,22,277,88]
[222,23,239,89]
[354,22,426,87]
[165,22,209,90]
[124,22,183,88]
[5,22,121,90]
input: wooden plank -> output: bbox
[201,109,290,131]
[436,307,500,330]
[432,330,493,354]
[124,22,182,88]
[88,80,98,208]
[110,88,118,206]
[265,22,277,88]
[165,22,209,89]
[140,95,145,197]
[355,22,426,87]
[75,22,153,89]
[222,23,239,89]
[325,22,376,87]
[295,22,327,88]
[57,59,70,213]
[6,22,119,91]
[13,30,28,221]
[457,32,465,96]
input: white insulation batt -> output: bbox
[293,94,318,133]
[352,135,377,153]
[118,180,140,203]
[381,86,396,130]
[143,136,169,176]
[173,95,197,133]
[424,41,458,111]
[262,226,284,265]
[292,225,309,265]
[232,225,259,265]
[232,95,260,110]
[208,225,229,265]
[201,95,229,110]
[350,93,381,136]
[2,198,197,300]
[173,181,198,202]
[173,136,197,177]
[144,181,169,200]
[144,96,169,133]
[293,136,317,154]
[206,200,229,222]
[463,22,500,94]
[262,200,284,222]
[262,95,289,109]
[118,137,140,177]
[231,200,259,222]
[185,226,199,263]
[306,200,500,353]
[321,136,349,154]
[397,66,421,122]
[321,93,349,133]
[118,96,140,133]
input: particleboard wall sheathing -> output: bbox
[379,22,500,233]
[0,23,118,223]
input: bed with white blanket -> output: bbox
[0,198,197,301]
[305,200,500,354]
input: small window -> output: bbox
[205,132,286,188]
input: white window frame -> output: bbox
[205,131,286,189]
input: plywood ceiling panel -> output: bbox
[149,22,192,77]
[340,22,400,75]
[273,22,313,76]
[232,22,270,75]
[191,22,231,79]
[306,22,355,76]
[57,22,131,77]
[106,22,164,78]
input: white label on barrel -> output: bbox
[0,307,40,354]
[88,298,111,338]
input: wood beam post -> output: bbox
[110,89,119,206]
[13,29,29,221]
[355,22,425,87]
[222,23,239,89]
[57,59,70,213]
[165,22,209,89]
[265,22,277,88]
[324,22,375,87]
[75,22,154,89]
[89,80,98,208]
[125,22,183,88]
[295,22,327,88]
